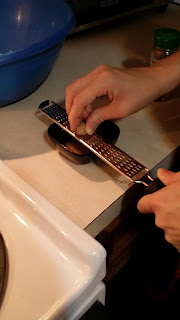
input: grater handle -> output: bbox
[144,177,165,195]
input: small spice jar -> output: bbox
[150,27,180,65]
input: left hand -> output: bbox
[137,168,180,253]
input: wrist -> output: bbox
[149,51,180,98]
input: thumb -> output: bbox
[157,168,175,186]
[86,101,121,135]
[86,109,105,135]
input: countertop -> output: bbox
[0,3,180,237]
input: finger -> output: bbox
[82,104,94,120]
[157,168,175,186]
[68,75,110,131]
[137,194,154,214]
[85,109,105,135]
[65,74,93,115]
[85,101,124,135]
[65,66,107,115]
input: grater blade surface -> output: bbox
[39,101,148,182]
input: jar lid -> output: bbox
[154,28,180,50]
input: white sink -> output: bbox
[0,160,106,320]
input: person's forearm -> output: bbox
[148,50,180,98]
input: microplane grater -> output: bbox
[39,101,152,186]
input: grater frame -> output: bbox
[38,101,150,184]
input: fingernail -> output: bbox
[86,123,97,135]
[86,127,94,135]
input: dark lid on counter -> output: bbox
[154,28,180,50]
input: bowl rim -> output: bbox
[0,8,75,65]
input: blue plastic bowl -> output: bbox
[0,0,75,106]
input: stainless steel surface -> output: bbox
[39,101,151,184]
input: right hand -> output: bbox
[138,169,180,253]
[65,64,161,134]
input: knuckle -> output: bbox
[66,83,77,98]
[93,110,104,124]
[164,232,173,245]
[72,95,84,118]
[66,84,71,95]
[66,87,74,102]
[98,69,111,82]
[150,192,163,212]
[73,95,81,106]
[97,67,120,85]
[96,64,108,73]
[154,216,164,229]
